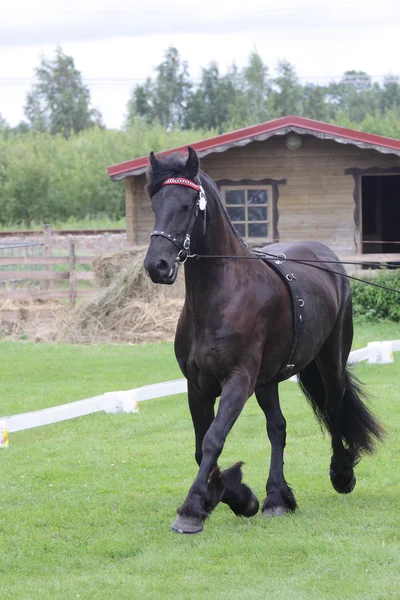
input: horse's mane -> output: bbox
[199,172,248,249]
[146,151,247,247]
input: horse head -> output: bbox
[144,146,204,284]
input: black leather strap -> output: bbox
[263,258,304,382]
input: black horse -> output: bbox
[144,146,384,534]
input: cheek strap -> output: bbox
[150,177,208,263]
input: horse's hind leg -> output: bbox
[315,347,358,494]
[300,309,383,495]
[255,382,297,516]
[314,357,383,492]
[299,358,355,494]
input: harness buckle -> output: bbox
[176,249,188,264]
[177,234,191,263]
[282,363,295,374]
[275,253,287,265]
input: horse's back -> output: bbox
[259,239,351,330]
[259,240,341,266]
[259,240,348,288]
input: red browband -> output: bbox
[162,178,200,191]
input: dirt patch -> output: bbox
[0,299,67,342]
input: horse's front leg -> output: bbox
[186,381,259,528]
[172,372,251,534]
[187,381,216,468]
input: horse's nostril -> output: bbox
[156,259,169,275]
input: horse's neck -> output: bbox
[192,181,245,257]
[184,184,247,301]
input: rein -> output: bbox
[185,251,400,295]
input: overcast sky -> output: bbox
[1,0,399,129]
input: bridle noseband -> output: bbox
[150,177,207,264]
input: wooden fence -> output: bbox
[0,241,399,308]
[0,240,95,306]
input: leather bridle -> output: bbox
[150,177,207,264]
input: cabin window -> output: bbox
[220,186,272,241]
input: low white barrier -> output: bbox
[347,341,395,365]
[3,379,187,434]
[289,340,399,381]
[1,342,398,438]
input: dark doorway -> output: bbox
[361,175,400,253]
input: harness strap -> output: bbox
[264,258,304,382]
[149,230,182,249]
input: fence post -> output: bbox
[43,224,52,291]
[102,232,110,254]
[69,240,76,306]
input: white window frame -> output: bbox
[220,185,273,242]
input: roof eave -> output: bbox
[109,125,400,181]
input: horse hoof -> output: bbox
[330,468,356,494]
[241,492,259,517]
[171,515,204,534]
[262,506,287,518]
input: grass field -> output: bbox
[1,320,399,599]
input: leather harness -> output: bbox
[262,255,304,382]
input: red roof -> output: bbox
[107,115,400,181]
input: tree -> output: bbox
[153,47,192,129]
[380,75,400,113]
[271,60,303,116]
[185,62,238,132]
[126,47,192,129]
[24,47,102,138]
[0,114,10,137]
[126,78,155,126]
[300,84,332,121]
[242,50,273,123]
[326,71,379,123]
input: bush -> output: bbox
[351,270,400,321]
[0,122,212,227]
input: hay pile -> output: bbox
[59,247,185,344]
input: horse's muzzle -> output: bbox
[144,257,179,284]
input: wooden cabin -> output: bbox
[107,116,400,262]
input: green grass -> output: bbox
[0,342,179,416]
[1,321,399,599]
[350,319,400,349]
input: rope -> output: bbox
[186,252,400,295]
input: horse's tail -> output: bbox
[298,362,385,459]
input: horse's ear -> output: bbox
[149,151,158,170]
[185,146,199,178]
